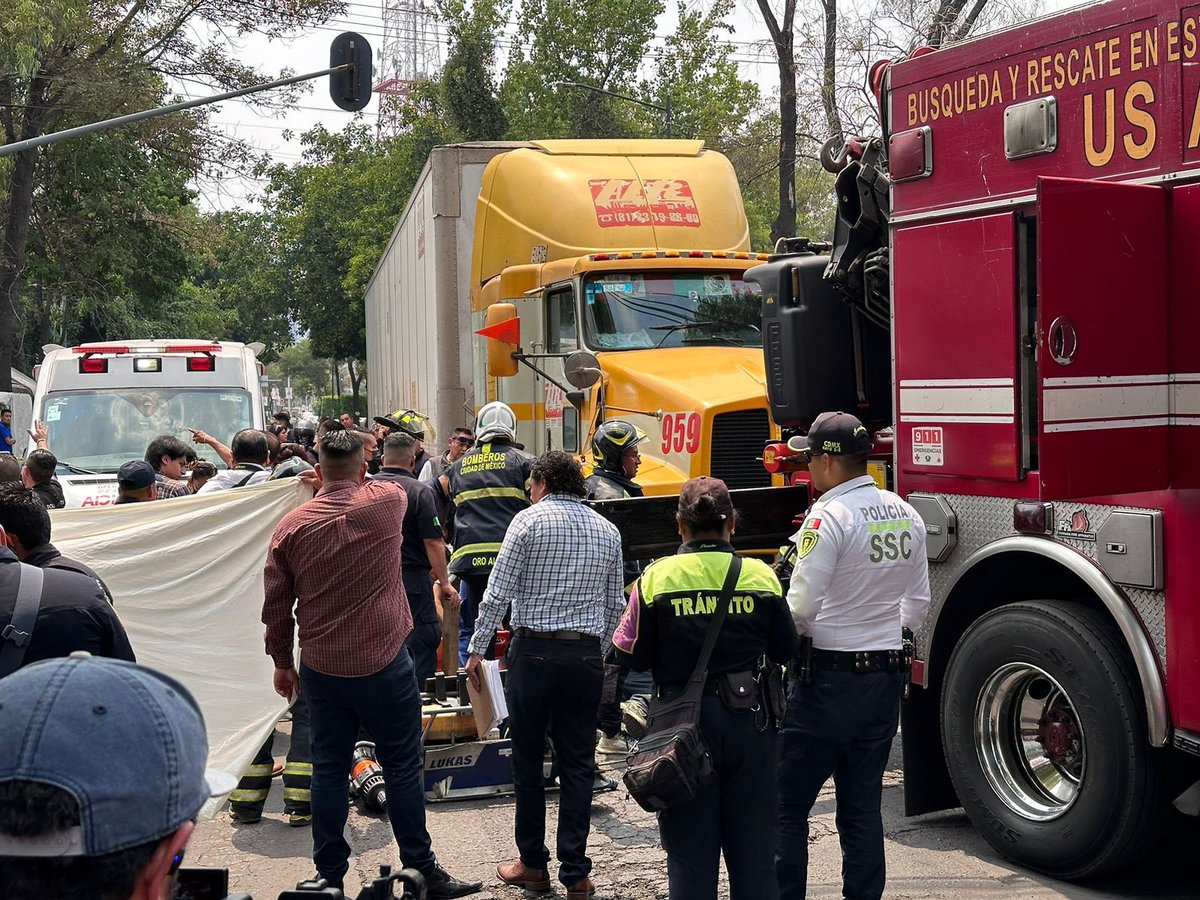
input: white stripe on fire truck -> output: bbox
[899,385,1014,416]
[898,378,1014,388]
[898,414,1015,424]
[1043,374,1169,387]
[1044,417,1170,434]
[1042,384,1168,424]
[1170,381,1200,418]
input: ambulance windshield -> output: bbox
[582,271,762,350]
[41,389,254,473]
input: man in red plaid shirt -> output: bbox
[263,430,480,898]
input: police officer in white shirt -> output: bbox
[775,412,931,900]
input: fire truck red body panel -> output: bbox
[886,0,1200,743]
[749,0,1200,874]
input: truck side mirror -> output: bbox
[479,303,520,378]
[564,351,602,389]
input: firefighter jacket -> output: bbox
[447,438,533,577]
[585,469,644,588]
[585,469,642,502]
[611,540,798,687]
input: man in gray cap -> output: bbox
[115,460,158,504]
[0,653,235,899]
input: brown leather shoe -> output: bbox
[566,878,596,900]
[496,860,551,892]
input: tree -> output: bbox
[500,0,665,138]
[255,122,446,413]
[646,1,759,143]
[754,0,799,244]
[440,0,510,140]
[271,339,331,406]
[0,0,341,389]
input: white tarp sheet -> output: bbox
[50,479,310,814]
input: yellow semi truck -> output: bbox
[365,139,778,494]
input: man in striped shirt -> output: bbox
[466,450,624,900]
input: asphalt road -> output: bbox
[191,725,1200,900]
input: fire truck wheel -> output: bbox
[940,600,1166,879]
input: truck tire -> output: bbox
[940,600,1166,879]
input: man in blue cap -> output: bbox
[115,460,158,504]
[0,652,235,899]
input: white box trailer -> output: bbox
[365,143,524,441]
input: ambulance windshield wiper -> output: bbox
[59,462,100,476]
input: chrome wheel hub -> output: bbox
[975,663,1085,821]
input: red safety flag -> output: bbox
[475,317,520,344]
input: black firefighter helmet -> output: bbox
[591,419,648,473]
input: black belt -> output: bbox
[514,627,600,642]
[812,648,903,674]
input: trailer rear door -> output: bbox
[1037,177,1168,499]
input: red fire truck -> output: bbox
[748,0,1200,879]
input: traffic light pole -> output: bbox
[0,30,372,158]
[0,65,348,159]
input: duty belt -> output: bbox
[514,627,600,642]
[811,648,904,674]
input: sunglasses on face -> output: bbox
[454,437,474,445]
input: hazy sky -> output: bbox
[189,0,1088,210]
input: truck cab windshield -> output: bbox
[582,271,762,350]
[42,389,254,474]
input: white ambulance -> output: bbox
[31,341,267,507]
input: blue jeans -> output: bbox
[776,669,902,900]
[301,649,435,885]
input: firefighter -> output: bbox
[776,411,931,900]
[611,476,797,900]
[229,697,312,827]
[585,420,646,503]
[373,409,433,478]
[585,420,652,752]
[440,401,533,660]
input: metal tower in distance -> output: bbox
[375,0,442,136]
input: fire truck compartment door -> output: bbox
[1037,177,1167,500]
[894,213,1019,481]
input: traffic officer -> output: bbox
[440,401,533,660]
[585,419,651,751]
[776,411,931,900]
[374,409,433,478]
[612,476,797,900]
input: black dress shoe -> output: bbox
[424,863,483,898]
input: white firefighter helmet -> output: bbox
[475,401,517,442]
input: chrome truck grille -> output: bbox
[710,409,772,489]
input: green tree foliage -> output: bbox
[0,0,342,387]
[271,338,332,405]
[499,0,665,138]
[440,0,509,140]
[252,122,444,412]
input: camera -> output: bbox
[176,865,426,900]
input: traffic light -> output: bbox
[330,32,372,112]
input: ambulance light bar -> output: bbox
[71,342,222,355]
